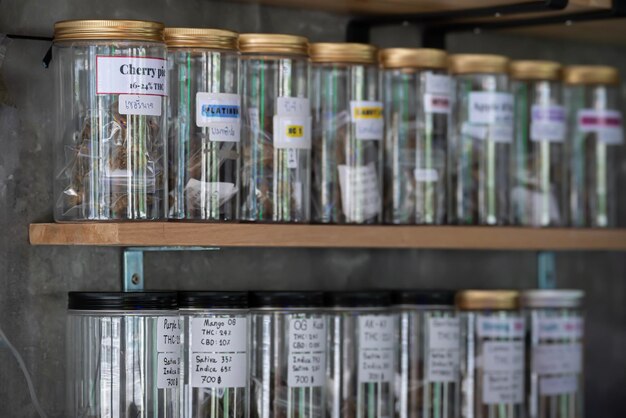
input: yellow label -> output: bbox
[353,106,383,119]
[286,125,304,138]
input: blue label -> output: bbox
[201,104,239,118]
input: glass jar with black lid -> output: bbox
[325,291,395,418]
[178,291,249,418]
[249,291,327,418]
[66,292,180,418]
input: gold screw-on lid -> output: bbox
[54,19,164,42]
[238,33,309,56]
[164,28,238,50]
[563,65,619,85]
[510,60,561,81]
[456,290,519,310]
[448,54,509,75]
[379,48,447,70]
[309,43,377,65]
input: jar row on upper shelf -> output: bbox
[52,20,623,227]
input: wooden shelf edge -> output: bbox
[28,223,626,250]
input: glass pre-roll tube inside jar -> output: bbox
[310,43,383,224]
[456,291,525,418]
[166,28,240,221]
[240,34,311,222]
[380,49,450,225]
[66,292,180,418]
[511,61,566,227]
[249,292,327,418]
[520,290,584,418]
[564,66,622,228]
[325,292,395,418]
[53,20,168,221]
[178,292,249,418]
[393,290,460,418]
[449,55,512,225]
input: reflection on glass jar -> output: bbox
[53,20,167,221]
[166,28,240,221]
[239,34,311,223]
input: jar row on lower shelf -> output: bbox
[67,289,583,418]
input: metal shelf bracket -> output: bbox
[537,251,557,289]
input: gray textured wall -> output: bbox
[0,0,625,417]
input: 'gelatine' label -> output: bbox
[96,55,167,96]
[578,109,624,145]
[351,101,384,140]
[196,92,241,142]
[531,105,566,142]
[358,315,394,383]
[287,317,326,388]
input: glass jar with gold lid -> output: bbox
[449,54,512,226]
[381,48,449,225]
[53,20,167,221]
[310,43,382,224]
[456,290,525,418]
[239,34,311,223]
[564,65,622,227]
[510,60,566,227]
[165,28,240,221]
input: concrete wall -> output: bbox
[0,1,624,416]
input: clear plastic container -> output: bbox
[511,61,566,227]
[166,28,240,221]
[240,34,311,222]
[179,292,249,418]
[66,292,180,418]
[53,20,167,221]
[325,292,395,418]
[520,290,584,418]
[393,290,460,418]
[564,66,622,227]
[249,292,326,418]
[310,43,383,224]
[456,290,525,418]
[449,55,512,225]
[381,48,450,225]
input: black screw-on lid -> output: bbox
[392,290,456,306]
[178,291,248,309]
[249,291,325,308]
[325,291,391,308]
[68,292,178,311]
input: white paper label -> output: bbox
[338,163,381,222]
[414,168,439,182]
[273,115,312,149]
[191,352,247,388]
[358,315,394,383]
[578,109,624,145]
[249,108,260,134]
[532,343,582,375]
[531,105,566,142]
[288,317,326,387]
[157,317,181,352]
[119,94,162,116]
[540,375,578,396]
[537,317,584,341]
[96,55,167,96]
[277,97,310,117]
[190,317,248,388]
[196,92,241,142]
[351,100,384,140]
[467,92,513,143]
[482,341,525,404]
[425,73,451,95]
[157,352,180,389]
[426,317,460,382]
[185,179,238,208]
[424,93,451,114]
[477,316,525,339]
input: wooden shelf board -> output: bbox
[29,223,626,250]
[237,0,610,15]
[502,18,626,46]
